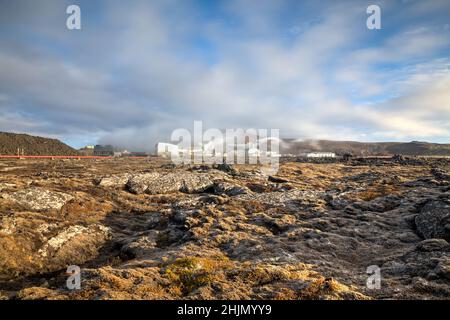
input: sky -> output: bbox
[0,0,449,150]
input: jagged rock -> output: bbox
[271,183,295,192]
[95,173,132,187]
[415,200,450,241]
[199,194,228,204]
[431,168,450,181]
[213,163,237,175]
[127,172,162,194]
[416,239,450,252]
[213,181,250,196]
[343,205,363,215]
[160,163,177,170]
[346,171,381,182]
[2,187,73,210]
[327,196,349,210]
[0,183,15,192]
[38,224,110,259]
[246,182,272,193]
[172,210,188,224]
[434,260,450,279]
[353,195,401,212]
[179,173,216,193]
[0,216,18,235]
[237,189,323,208]
[255,213,296,234]
[268,176,289,183]
[382,261,407,276]
[392,154,405,162]
[2,157,450,300]
[147,212,167,229]
[126,171,219,195]
[119,231,159,259]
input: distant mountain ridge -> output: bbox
[280,139,450,156]
[0,132,78,156]
[0,132,449,157]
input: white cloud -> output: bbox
[0,0,449,149]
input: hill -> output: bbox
[280,139,450,156]
[0,132,78,156]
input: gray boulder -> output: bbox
[127,172,162,194]
[416,239,449,252]
[213,181,250,196]
[415,200,450,241]
[126,171,218,195]
[95,173,132,188]
[2,187,73,211]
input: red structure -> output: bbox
[0,155,113,159]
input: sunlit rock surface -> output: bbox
[0,157,449,300]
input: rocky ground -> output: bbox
[0,157,449,300]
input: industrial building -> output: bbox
[306,152,336,158]
[93,145,114,156]
[156,142,182,158]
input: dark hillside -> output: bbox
[0,132,78,156]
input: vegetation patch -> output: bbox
[164,256,234,294]
[356,184,398,201]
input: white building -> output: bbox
[157,142,180,158]
[266,151,281,157]
[156,141,281,161]
[306,152,336,158]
